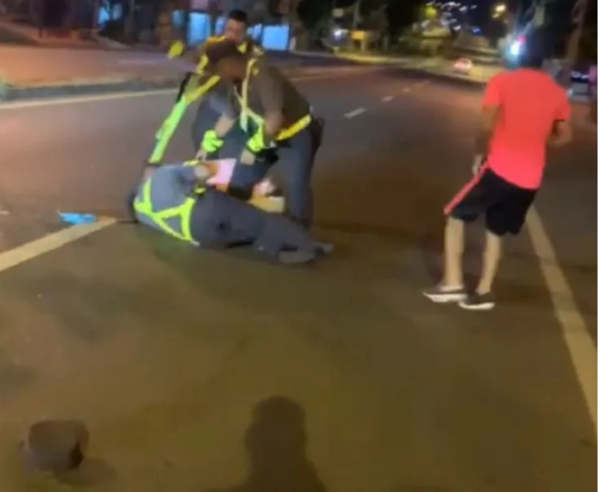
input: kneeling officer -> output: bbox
[199,41,323,228]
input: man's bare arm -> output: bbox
[474,104,499,155]
[548,120,573,147]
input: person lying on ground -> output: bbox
[129,161,332,265]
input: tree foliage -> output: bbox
[383,0,422,37]
[296,0,330,32]
[296,0,420,36]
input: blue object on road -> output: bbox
[59,212,98,225]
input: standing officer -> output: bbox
[188,9,263,153]
[199,41,323,227]
[148,10,263,164]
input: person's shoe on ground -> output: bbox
[315,241,334,256]
[277,249,316,265]
[423,285,467,303]
[459,292,496,311]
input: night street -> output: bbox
[0,68,596,491]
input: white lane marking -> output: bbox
[381,95,394,102]
[526,207,597,428]
[0,72,366,111]
[344,107,366,119]
[0,88,175,110]
[0,217,116,274]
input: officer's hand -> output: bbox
[168,40,185,59]
[195,148,207,160]
[201,130,224,155]
[239,148,256,166]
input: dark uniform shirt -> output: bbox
[225,58,311,131]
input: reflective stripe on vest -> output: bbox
[133,177,204,243]
[236,58,311,141]
[196,37,260,73]
[188,39,262,107]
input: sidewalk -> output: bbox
[0,45,333,101]
[0,16,102,48]
[0,46,183,100]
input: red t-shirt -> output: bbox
[483,69,571,189]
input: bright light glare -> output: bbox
[509,40,521,56]
[494,3,506,13]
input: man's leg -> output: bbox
[443,216,466,288]
[278,124,317,227]
[456,227,503,311]
[459,182,536,311]
[424,169,495,303]
[476,230,502,295]
[191,190,319,264]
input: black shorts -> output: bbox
[446,169,537,236]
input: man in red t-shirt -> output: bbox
[424,33,573,310]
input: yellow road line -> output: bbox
[0,217,116,274]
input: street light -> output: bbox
[492,3,506,20]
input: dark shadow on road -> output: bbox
[203,396,327,492]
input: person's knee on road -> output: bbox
[279,128,316,227]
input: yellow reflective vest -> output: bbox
[133,170,204,244]
[235,58,312,145]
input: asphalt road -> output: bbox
[0,69,596,492]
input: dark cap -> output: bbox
[520,29,548,68]
[228,9,249,24]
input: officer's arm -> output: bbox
[183,42,206,67]
[475,75,501,155]
[213,88,238,138]
[169,39,209,72]
[214,113,237,138]
[255,66,284,140]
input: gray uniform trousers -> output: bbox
[189,189,318,260]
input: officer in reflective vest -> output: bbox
[189,10,264,153]
[149,10,263,164]
[130,162,331,264]
[199,41,322,228]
